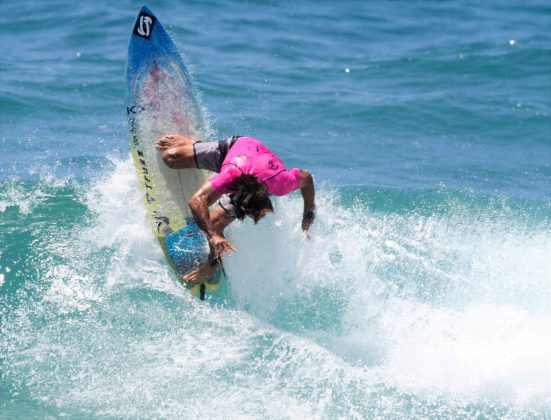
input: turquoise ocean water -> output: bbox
[1,1,550,418]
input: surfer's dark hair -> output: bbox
[228,174,273,221]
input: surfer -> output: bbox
[155,135,316,283]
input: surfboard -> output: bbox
[126,6,221,300]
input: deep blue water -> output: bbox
[1,1,550,418]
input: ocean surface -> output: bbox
[1,0,550,418]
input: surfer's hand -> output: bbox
[302,210,315,232]
[209,233,237,259]
[302,216,314,232]
[183,262,219,284]
[155,134,187,150]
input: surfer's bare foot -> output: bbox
[155,134,191,150]
[183,262,220,284]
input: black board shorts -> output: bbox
[193,136,241,218]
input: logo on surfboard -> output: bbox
[133,12,156,39]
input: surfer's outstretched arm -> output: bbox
[183,205,235,283]
[210,204,236,235]
[299,170,316,231]
[188,181,238,259]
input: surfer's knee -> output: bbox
[162,146,196,168]
[163,148,192,168]
[162,148,179,167]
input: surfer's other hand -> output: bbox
[209,233,237,259]
[183,262,219,284]
[155,134,187,150]
[302,216,314,232]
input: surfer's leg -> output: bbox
[155,134,193,150]
[155,135,196,169]
[159,135,236,171]
[193,137,237,173]
[161,144,196,169]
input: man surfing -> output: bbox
[155,135,316,283]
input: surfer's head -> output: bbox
[228,174,273,223]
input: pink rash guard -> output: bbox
[209,137,302,196]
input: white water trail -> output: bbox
[1,158,550,418]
